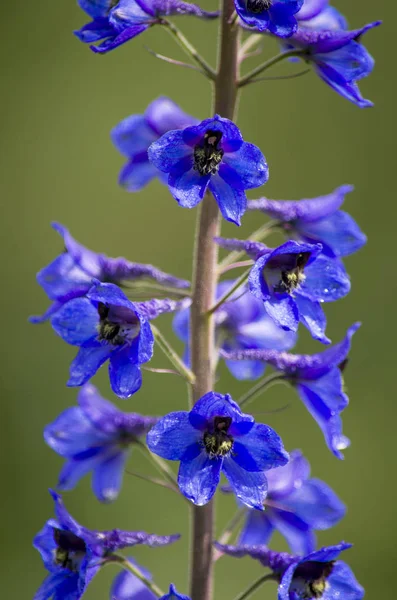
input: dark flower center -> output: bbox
[203,416,233,458]
[246,0,272,13]
[97,302,140,346]
[53,528,87,573]
[272,252,311,295]
[193,130,224,176]
[291,561,335,599]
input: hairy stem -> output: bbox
[188,1,240,599]
[162,19,216,80]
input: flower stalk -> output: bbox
[188,1,240,598]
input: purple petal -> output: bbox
[264,295,300,332]
[191,392,254,434]
[286,478,346,529]
[223,459,268,510]
[78,0,114,19]
[44,405,107,457]
[300,256,350,302]
[57,455,102,491]
[225,358,266,381]
[111,115,156,157]
[215,236,267,260]
[295,294,330,344]
[151,0,218,18]
[111,558,155,600]
[146,412,200,460]
[168,159,210,208]
[91,24,150,54]
[223,142,268,189]
[270,509,315,555]
[77,383,120,434]
[296,0,327,21]
[52,222,102,277]
[145,96,197,135]
[178,452,222,505]
[298,210,367,258]
[266,449,310,497]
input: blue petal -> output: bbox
[223,459,268,510]
[161,584,191,599]
[225,358,266,380]
[119,158,158,192]
[51,298,98,346]
[223,142,268,189]
[137,319,154,364]
[178,452,222,505]
[77,383,121,434]
[92,450,129,502]
[269,509,315,555]
[74,17,116,43]
[145,96,196,133]
[298,210,367,258]
[37,253,92,302]
[297,369,350,459]
[172,305,190,342]
[87,280,133,310]
[239,510,274,546]
[109,350,142,398]
[325,561,365,599]
[68,344,113,387]
[233,424,289,472]
[146,412,200,460]
[286,478,346,529]
[111,559,155,600]
[58,455,102,491]
[33,573,75,600]
[111,115,156,157]
[209,167,247,226]
[148,130,191,172]
[191,392,254,434]
[268,2,300,37]
[78,0,114,18]
[236,313,297,352]
[300,256,350,302]
[44,406,107,457]
[264,295,299,332]
[266,449,309,498]
[168,158,210,208]
[295,294,330,344]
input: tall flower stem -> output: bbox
[188,1,240,599]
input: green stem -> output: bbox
[125,468,180,494]
[238,49,304,88]
[121,280,191,298]
[161,19,216,80]
[110,554,165,597]
[218,220,278,270]
[207,268,251,315]
[232,573,277,600]
[238,372,287,409]
[152,324,196,385]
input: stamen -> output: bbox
[203,415,233,458]
[53,529,86,573]
[273,252,310,295]
[194,129,224,176]
[97,302,140,346]
[246,0,272,13]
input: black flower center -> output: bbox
[97,302,140,346]
[193,130,224,176]
[291,561,335,599]
[53,528,86,573]
[273,252,311,295]
[246,0,272,13]
[203,416,233,458]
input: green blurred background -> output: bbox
[0,0,393,597]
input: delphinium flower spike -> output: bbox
[215,238,350,343]
[33,490,180,600]
[75,0,219,54]
[173,279,297,380]
[234,449,345,554]
[248,185,366,258]
[222,322,360,458]
[30,222,189,323]
[214,541,364,600]
[147,391,288,508]
[44,383,158,502]
[112,97,197,192]
[148,115,268,225]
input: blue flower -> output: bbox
[44,384,157,502]
[34,490,180,600]
[235,0,303,37]
[214,542,364,600]
[112,97,197,192]
[248,185,366,258]
[174,280,296,380]
[30,222,189,323]
[148,115,268,226]
[221,323,360,458]
[50,281,155,398]
[75,0,218,54]
[238,450,345,554]
[147,392,288,508]
[215,238,350,343]
[284,21,381,107]
[111,563,191,600]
